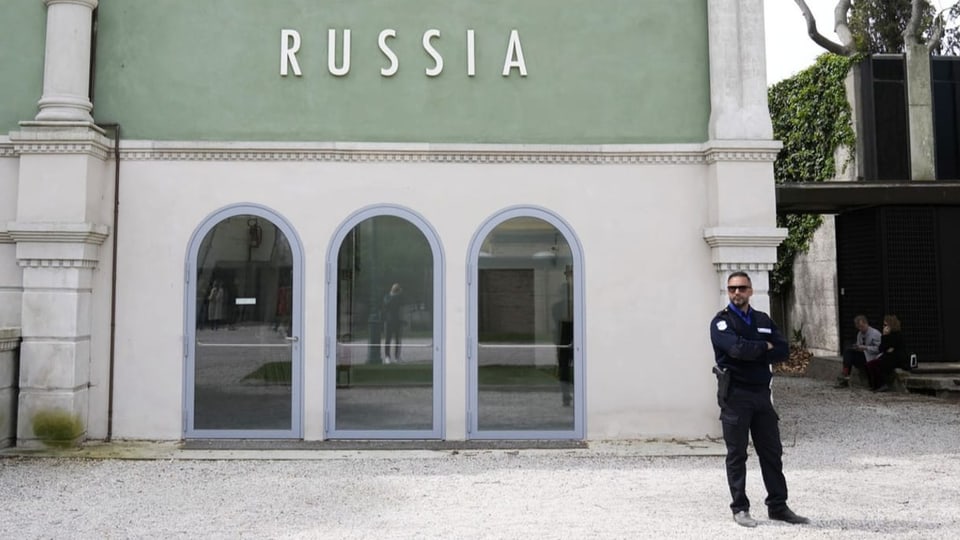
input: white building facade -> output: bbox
[0,0,784,446]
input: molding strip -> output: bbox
[111,140,781,165]
[2,137,782,164]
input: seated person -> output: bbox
[835,315,881,388]
[866,314,908,393]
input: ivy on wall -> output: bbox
[767,53,858,295]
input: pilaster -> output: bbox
[9,124,112,446]
[707,0,773,140]
[905,43,935,181]
[704,0,785,311]
[0,328,21,448]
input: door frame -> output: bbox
[466,205,586,439]
[324,204,446,439]
[183,203,305,439]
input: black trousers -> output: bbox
[842,348,867,372]
[720,384,788,514]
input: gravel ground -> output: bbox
[1,376,958,539]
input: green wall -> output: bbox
[93,0,710,143]
[0,1,45,134]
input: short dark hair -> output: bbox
[854,315,868,325]
[727,271,751,285]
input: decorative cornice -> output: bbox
[0,228,13,244]
[703,227,788,248]
[6,222,110,245]
[118,140,786,165]
[714,262,776,272]
[0,327,21,352]
[2,137,783,164]
[702,139,782,164]
[9,125,113,161]
[17,259,99,269]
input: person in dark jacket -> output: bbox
[710,271,809,528]
[868,314,908,392]
[381,283,404,363]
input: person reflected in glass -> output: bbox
[207,280,225,331]
[552,292,573,407]
[382,283,404,364]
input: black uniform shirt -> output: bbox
[710,304,789,387]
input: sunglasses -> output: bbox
[727,285,751,293]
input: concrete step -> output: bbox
[806,356,960,401]
[912,362,960,375]
[903,373,960,401]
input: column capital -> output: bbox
[703,227,788,249]
[8,222,110,269]
[6,222,109,245]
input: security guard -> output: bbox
[710,271,809,528]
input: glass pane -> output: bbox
[477,217,574,431]
[194,215,294,430]
[335,216,434,431]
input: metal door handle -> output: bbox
[284,336,299,342]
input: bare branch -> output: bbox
[833,0,854,48]
[928,14,945,53]
[793,0,854,55]
[904,0,924,45]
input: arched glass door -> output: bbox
[468,208,584,439]
[185,205,303,438]
[326,207,443,438]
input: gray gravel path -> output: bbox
[1,376,958,539]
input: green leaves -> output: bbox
[768,54,857,294]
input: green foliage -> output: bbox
[791,324,807,348]
[32,409,84,448]
[768,54,858,295]
[849,0,936,53]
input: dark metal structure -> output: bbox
[774,56,960,362]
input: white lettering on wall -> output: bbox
[280,29,302,76]
[279,28,528,78]
[379,29,399,77]
[328,29,351,76]
[466,29,476,77]
[422,29,443,77]
[502,29,527,77]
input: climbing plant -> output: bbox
[767,53,858,295]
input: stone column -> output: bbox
[704,0,786,312]
[0,328,21,448]
[34,0,99,123]
[905,43,936,181]
[9,0,111,447]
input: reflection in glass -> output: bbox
[194,215,294,430]
[477,217,575,431]
[335,216,434,431]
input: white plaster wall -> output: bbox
[87,156,115,439]
[109,155,736,441]
[788,216,840,357]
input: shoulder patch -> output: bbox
[716,320,728,331]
